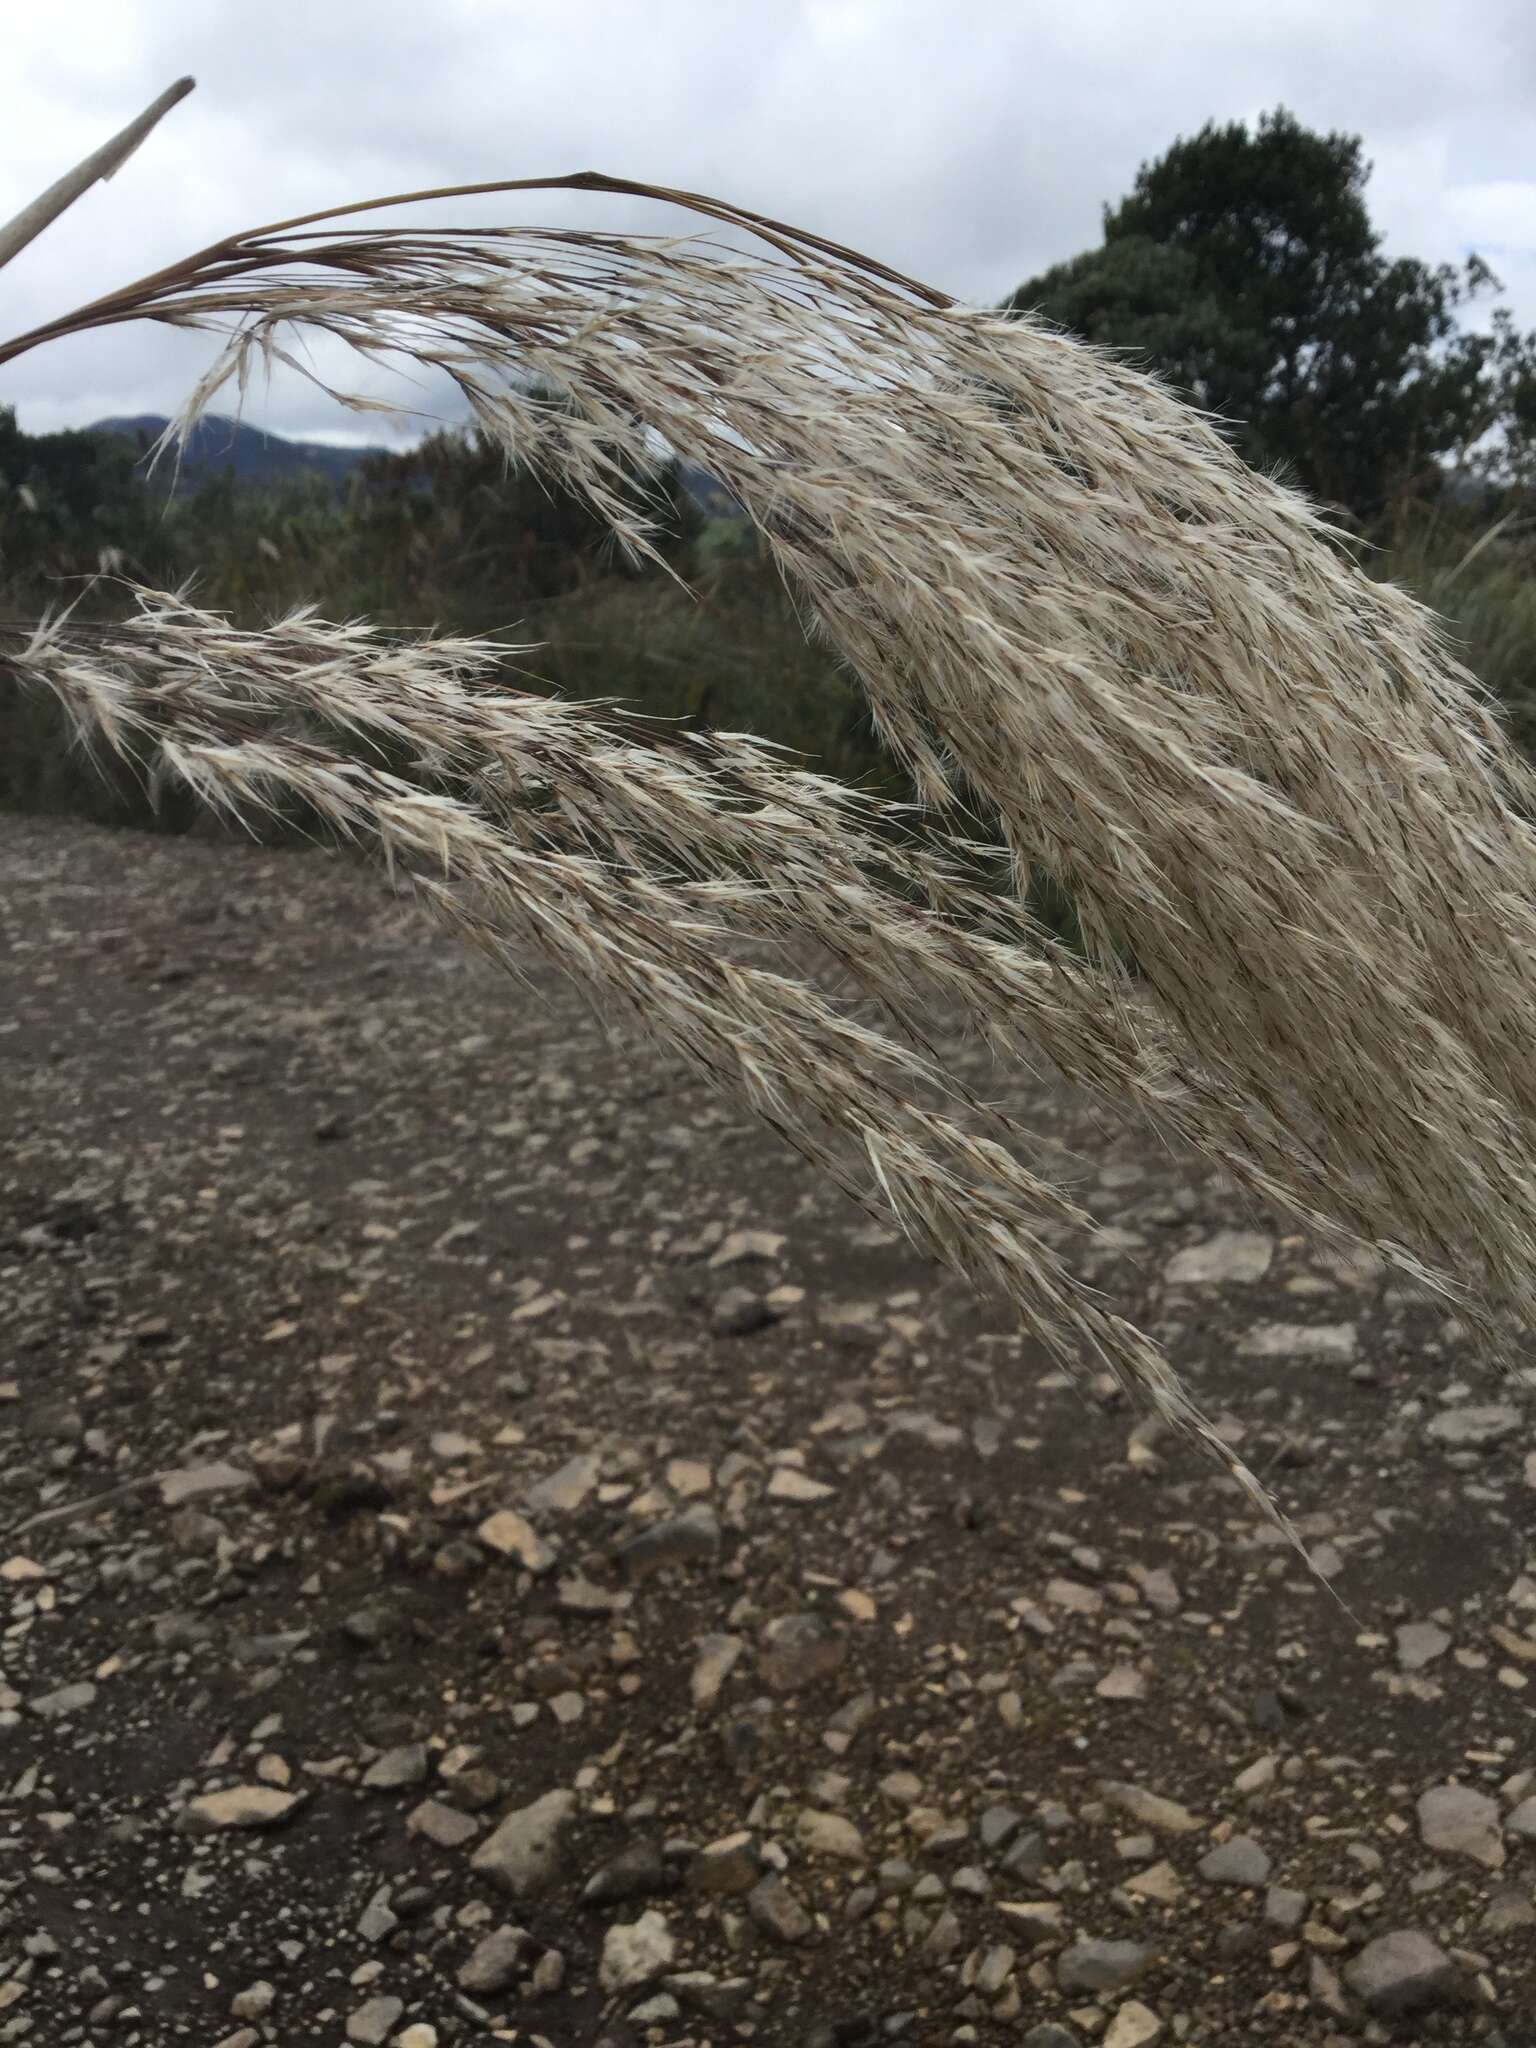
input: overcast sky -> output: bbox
[5,0,1533,447]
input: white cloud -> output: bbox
[3,0,1533,442]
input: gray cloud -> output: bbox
[5,0,1534,442]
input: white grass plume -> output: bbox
[6,166,1536,1533]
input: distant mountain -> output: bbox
[85,415,746,515]
[676,459,743,517]
[87,414,391,492]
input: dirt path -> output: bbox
[2,812,1533,2048]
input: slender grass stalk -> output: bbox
[0,77,195,274]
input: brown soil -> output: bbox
[2,812,1533,2048]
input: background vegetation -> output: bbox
[3,105,1533,842]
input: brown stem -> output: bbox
[0,171,952,371]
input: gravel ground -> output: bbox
[2,811,1535,2048]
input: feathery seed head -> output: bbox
[5,168,1535,1557]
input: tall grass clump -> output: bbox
[5,84,1536,1535]
[1365,510,1536,754]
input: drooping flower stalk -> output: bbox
[5,118,1536,1543]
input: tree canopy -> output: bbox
[1004,108,1536,518]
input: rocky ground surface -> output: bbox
[2,812,1536,2048]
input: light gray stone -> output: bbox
[974,1944,1016,1996]
[524,1454,599,1516]
[1395,1622,1451,1672]
[979,1804,1022,1850]
[179,1786,302,1831]
[1198,1835,1272,1887]
[1343,1930,1461,2017]
[28,1681,96,1719]
[996,1902,1066,1948]
[689,1632,744,1710]
[470,1789,576,1898]
[457,1924,532,1994]
[796,1809,865,1861]
[1124,1859,1182,1903]
[346,1997,404,2046]
[1056,1938,1154,1994]
[407,1798,479,1848]
[1237,1322,1357,1364]
[362,1743,427,1791]
[476,1509,555,1572]
[921,1908,963,1960]
[1265,1885,1307,1929]
[229,1982,276,2021]
[707,1229,785,1267]
[1483,1887,1536,1933]
[766,1466,835,1502]
[1426,1403,1521,1448]
[1104,2004,1163,2048]
[1164,1232,1273,1285]
[529,1950,564,1995]
[1417,1783,1504,1869]
[357,1886,397,1944]
[600,1910,676,1992]
[1099,1780,1203,1835]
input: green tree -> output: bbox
[339,422,703,625]
[1005,109,1535,518]
[0,405,169,590]
[1485,307,1536,496]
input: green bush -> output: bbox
[5,411,1531,963]
[1362,508,1536,753]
